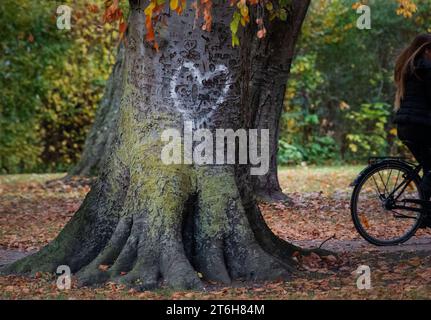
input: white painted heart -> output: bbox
[170,61,231,128]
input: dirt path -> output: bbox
[0,249,34,267]
[293,237,431,253]
[2,237,431,267]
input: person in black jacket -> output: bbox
[394,33,431,200]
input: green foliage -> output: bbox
[0,1,63,172]
[278,140,303,165]
[304,136,338,164]
[0,0,116,173]
[279,54,337,165]
[345,102,392,159]
[40,2,116,171]
[278,136,338,166]
[280,0,431,165]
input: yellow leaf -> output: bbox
[349,143,358,153]
[240,5,249,18]
[170,0,179,10]
[144,1,156,15]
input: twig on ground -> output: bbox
[319,234,336,249]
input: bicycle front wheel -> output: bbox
[351,161,424,246]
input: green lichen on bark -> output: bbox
[195,165,236,239]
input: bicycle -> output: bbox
[350,156,431,246]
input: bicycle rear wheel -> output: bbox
[351,161,424,246]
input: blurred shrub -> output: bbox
[345,102,393,160]
[278,140,303,165]
[0,0,116,173]
[305,136,338,165]
[280,0,431,165]
[278,136,337,166]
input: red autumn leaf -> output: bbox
[153,42,159,51]
[119,21,127,34]
[87,4,99,13]
[257,28,266,39]
[103,0,122,23]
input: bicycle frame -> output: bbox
[381,162,431,214]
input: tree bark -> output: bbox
[69,1,310,205]
[1,0,320,290]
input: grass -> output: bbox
[278,165,363,195]
[0,165,363,188]
[0,173,66,185]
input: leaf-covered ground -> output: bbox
[1,166,431,299]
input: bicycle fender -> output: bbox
[350,160,415,187]
[350,165,375,187]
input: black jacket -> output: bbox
[394,58,431,127]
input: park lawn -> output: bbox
[279,165,364,195]
[1,165,431,299]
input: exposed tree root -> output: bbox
[255,189,292,205]
[70,165,290,290]
[1,165,297,290]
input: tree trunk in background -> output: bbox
[245,0,311,203]
[68,44,125,177]
[1,0,325,290]
[69,1,310,205]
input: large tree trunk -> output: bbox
[2,0,317,290]
[69,1,310,205]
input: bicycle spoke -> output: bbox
[385,169,393,194]
[394,169,401,192]
[377,169,389,196]
[371,175,383,198]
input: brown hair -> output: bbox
[394,33,431,109]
